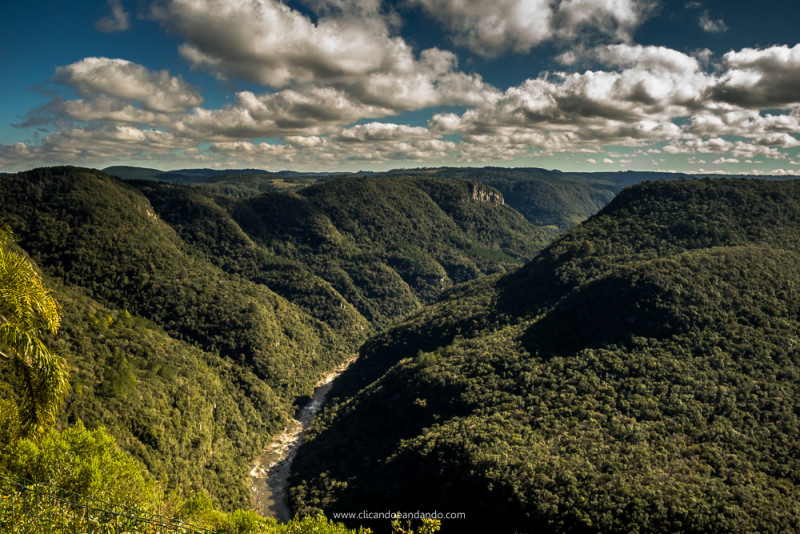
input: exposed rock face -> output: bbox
[470,183,505,205]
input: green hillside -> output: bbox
[290,178,800,532]
[104,166,345,196]
[131,182,369,342]
[0,167,350,507]
[139,175,555,328]
[383,167,622,230]
[0,166,555,510]
[44,286,279,508]
[0,167,343,389]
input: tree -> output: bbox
[0,224,68,440]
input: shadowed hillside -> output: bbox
[0,166,558,509]
[138,175,555,328]
[0,166,350,507]
[291,178,800,533]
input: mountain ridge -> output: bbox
[0,165,559,508]
[290,177,800,532]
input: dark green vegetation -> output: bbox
[0,167,345,508]
[383,167,623,230]
[0,166,553,510]
[108,165,632,230]
[0,421,377,533]
[136,174,553,328]
[291,178,800,533]
[104,166,345,197]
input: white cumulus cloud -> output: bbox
[709,44,800,109]
[410,0,654,57]
[698,10,727,33]
[54,57,203,113]
[149,0,494,112]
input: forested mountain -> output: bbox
[0,167,349,507]
[290,178,800,532]
[383,167,622,230]
[105,166,346,197]
[0,166,554,509]
[137,175,554,328]
[107,165,627,229]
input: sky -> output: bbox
[1,0,799,174]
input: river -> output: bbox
[250,356,355,522]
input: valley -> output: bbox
[290,177,800,532]
[2,166,799,533]
[0,166,565,510]
[251,355,356,521]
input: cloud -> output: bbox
[708,44,800,109]
[325,122,457,162]
[43,125,185,156]
[554,0,654,41]
[174,87,396,139]
[0,125,185,170]
[425,45,709,151]
[208,141,296,163]
[664,138,790,160]
[95,0,131,33]
[698,10,727,33]
[750,168,800,176]
[410,0,654,57]
[209,122,459,166]
[663,137,732,154]
[419,43,798,161]
[149,0,493,112]
[29,59,412,140]
[151,0,395,86]
[407,0,554,57]
[685,110,800,141]
[0,143,41,167]
[53,58,203,113]
[335,122,431,142]
[730,141,787,160]
[8,30,800,171]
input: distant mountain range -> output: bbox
[104,165,351,182]
[104,165,797,229]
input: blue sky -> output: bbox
[1,0,799,173]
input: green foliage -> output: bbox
[0,167,357,506]
[0,166,564,512]
[0,224,68,439]
[0,418,374,534]
[0,427,371,534]
[384,167,619,230]
[133,182,370,342]
[220,174,550,327]
[48,286,284,509]
[391,517,440,534]
[291,178,800,533]
[182,506,375,534]
[0,421,159,509]
[276,514,371,534]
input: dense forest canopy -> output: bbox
[0,166,562,508]
[290,178,800,533]
[6,165,797,533]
